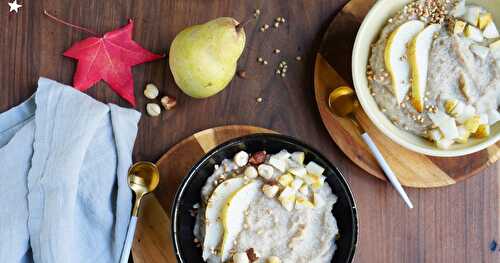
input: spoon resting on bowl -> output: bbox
[119,161,160,263]
[328,86,413,209]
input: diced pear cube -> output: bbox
[456,105,476,123]
[464,115,481,133]
[288,167,307,178]
[269,156,287,173]
[450,0,466,17]
[291,178,304,191]
[479,114,489,125]
[291,152,305,164]
[455,126,471,144]
[472,124,490,138]
[278,173,294,187]
[298,185,310,195]
[305,161,325,175]
[464,6,482,26]
[262,184,280,198]
[273,150,291,160]
[465,25,484,42]
[428,111,449,126]
[470,45,490,59]
[478,13,493,30]
[313,192,325,207]
[487,110,500,125]
[258,164,275,180]
[444,99,458,114]
[295,196,314,209]
[483,21,500,39]
[452,20,467,34]
[436,138,455,149]
[450,100,466,117]
[428,128,443,141]
[439,117,459,139]
[279,187,296,211]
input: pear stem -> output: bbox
[43,10,99,36]
[235,17,255,32]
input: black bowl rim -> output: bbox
[171,133,359,263]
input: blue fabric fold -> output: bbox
[0,78,140,263]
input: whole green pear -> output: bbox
[169,17,246,98]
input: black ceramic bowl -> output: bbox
[171,134,358,262]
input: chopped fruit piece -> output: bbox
[299,185,309,195]
[455,126,471,144]
[409,24,441,112]
[450,1,466,17]
[273,150,291,160]
[313,192,325,207]
[234,151,249,167]
[479,114,489,125]
[291,152,305,164]
[456,105,476,123]
[436,138,454,149]
[464,115,481,133]
[464,6,482,26]
[262,184,279,198]
[444,99,458,114]
[257,164,275,180]
[428,111,449,126]
[244,166,258,179]
[483,21,500,39]
[473,124,490,138]
[295,196,315,209]
[429,111,459,139]
[305,161,325,175]
[384,20,425,103]
[269,156,287,172]
[278,173,294,187]
[428,128,443,141]
[279,187,296,211]
[452,20,467,35]
[465,25,484,42]
[487,110,500,125]
[450,101,466,117]
[478,13,493,30]
[288,167,307,178]
[291,178,304,191]
[470,45,490,59]
[233,253,250,263]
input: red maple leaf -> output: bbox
[63,19,163,106]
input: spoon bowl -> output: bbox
[127,161,160,216]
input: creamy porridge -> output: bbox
[193,150,339,263]
[368,0,500,149]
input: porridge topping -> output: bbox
[368,0,499,149]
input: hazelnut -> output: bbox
[244,166,258,179]
[146,103,161,117]
[234,151,249,167]
[257,164,274,180]
[161,96,177,110]
[233,252,250,263]
[144,83,159,99]
[267,256,282,263]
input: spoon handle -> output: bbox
[361,133,414,209]
[119,216,138,263]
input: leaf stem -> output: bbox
[43,10,99,36]
[235,16,255,33]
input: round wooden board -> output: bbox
[132,125,275,263]
[314,0,500,188]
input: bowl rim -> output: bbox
[170,133,359,263]
[351,0,500,157]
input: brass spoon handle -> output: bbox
[131,194,143,217]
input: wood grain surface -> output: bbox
[314,0,499,188]
[0,0,498,262]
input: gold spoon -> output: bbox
[119,161,160,263]
[328,86,413,209]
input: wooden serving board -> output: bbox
[132,125,275,263]
[314,0,500,188]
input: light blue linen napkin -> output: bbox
[0,77,141,263]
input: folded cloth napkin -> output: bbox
[0,78,141,263]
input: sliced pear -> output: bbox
[436,138,454,149]
[470,44,490,59]
[452,20,467,35]
[483,21,499,39]
[203,178,246,260]
[478,13,493,30]
[305,161,325,175]
[385,20,425,103]
[456,105,476,123]
[220,181,262,262]
[464,6,482,26]
[269,156,287,173]
[428,111,459,139]
[428,128,443,141]
[277,173,294,187]
[465,25,484,42]
[409,24,441,112]
[288,167,307,178]
[279,187,296,211]
[295,196,314,209]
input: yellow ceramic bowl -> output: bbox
[352,0,500,157]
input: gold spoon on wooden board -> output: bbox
[120,162,160,263]
[328,86,413,209]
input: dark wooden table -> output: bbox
[1,1,499,262]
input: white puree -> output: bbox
[194,151,339,263]
[368,0,500,137]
